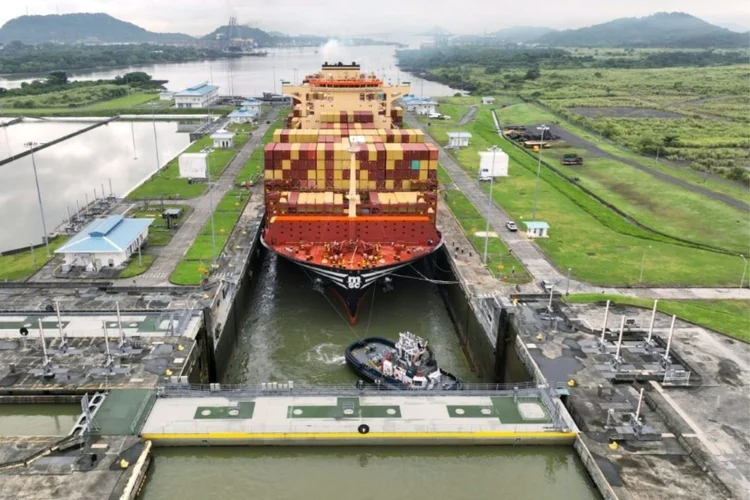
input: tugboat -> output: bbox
[345,332,461,390]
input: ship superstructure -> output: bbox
[261,62,442,323]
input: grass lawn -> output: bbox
[0,88,160,115]
[129,204,190,247]
[436,108,745,286]
[0,238,68,281]
[127,136,240,200]
[567,294,750,343]
[170,260,210,286]
[443,188,530,284]
[119,254,155,278]
[235,114,285,184]
[216,190,249,213]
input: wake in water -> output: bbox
[306,342,347,365]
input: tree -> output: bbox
[637,136,659,155]
[46,71,68,86]
[663,135,680,147]
[524,68,541,80]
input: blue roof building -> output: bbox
[174,83,220,109]
[523,221,550,238]
[57,215,154,271]
[228,107,258,123]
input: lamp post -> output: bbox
[204,148,217,261]
[531,124,549,221]
[483,146,500,265]
[638,246,651,285]
[150,102,161,176]
[740,254,748,289]
[24,142,50,257]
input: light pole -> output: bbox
[566,267,572,296]
[150,102,161,176]
[531,124,549,221]
[638,246,651,285]
[483,146,499,265]
[24,142,50,257]
[740,254,748,289]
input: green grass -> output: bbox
[216,190,249,213]
[184,235,230,260]
[119,254,155,278]
[437,108,745,286]
[127,136,240,200]
[0,87,162,115]
[0,238,68,281]
[443,188,530,284]
[170,260,211,286]
[128,204,190,246]
[235,114,285,184]
[567,294,750,343]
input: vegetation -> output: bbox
[128,134,246,200]
[235,114,285,184]
[170,190,250,285]
[428,106,746,286]
[129,204,190,247]
[567,294,750,343]
[0,13,194,45]
[119,254,155,278]
[0,41,227,75]
[0,238,68,281]
[442,187,530,284]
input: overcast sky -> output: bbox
[3,0,748,36]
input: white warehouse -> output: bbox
[179,152,208,179]
[478,148,510,178]
[174,83,219,109]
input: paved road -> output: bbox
[458,105,477,126]
[122,109,280,287]
[406,113,750,300]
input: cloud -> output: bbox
[1,0,746,36]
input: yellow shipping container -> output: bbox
[402,180,411,190]
[274,170,283,180]
[308,170,316,180]
[324,192,334,204]
[368,181,377,190]
[360,170,369,181]
[334,170,343,180]
[334,193,344,205]
[316,180,326,190]
[428,160,437,170]
[386,160,395,170]
[273,130,282,143]
[367,144,377,162]
[386,180,395,190]
[414,130,425,143]
[264,170,273,180]
[334,180,345,190]
[419,170,428,181]
[420,160,428,170]
[282,160,291,170]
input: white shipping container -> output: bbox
[178,152,208,179]
[478,150,509,179]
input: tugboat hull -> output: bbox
[345,337,461,390]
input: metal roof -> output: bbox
[56,215,153,254]
[210,129,235,140]
[524,221,550,229]
[175,83,219,97]
[447,132,472,138]
[229,107,258,117]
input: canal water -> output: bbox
[0,120,190,252]
[0,44,596,497]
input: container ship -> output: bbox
[261,62,442,324]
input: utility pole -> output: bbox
[24,142,50,257]
[483,146,499,265]
[531,125,549,221]
[566,268,572,296]
[150,102,161,176]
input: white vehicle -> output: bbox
[440,115,452,120]
[428,112,442,119]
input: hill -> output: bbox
[0,13,195,44]
[202,25,277,46]
[535,12,749,48]
[493,26,556,43]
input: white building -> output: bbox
[482,96,496,105]
[178,152,208,179]
[240,98,262,115]
[447,132,472,148]
[159,91,174,101]
[228,107,257,124]
[478,148,510,178]
[402,95,439,115]
[174,83,219,109]
[210,129,235,149]
[56,215,153,272]
[524,221,550,238]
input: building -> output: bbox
[228,107,257,124]
[159,91,174,101]
[240,98,262,115]
[174,83,219,109]
[482,96,496,105]
[524,221,549,238]
[210,129,235,149]
[447,132,472,148]
[178,152,208,179]
[401,95,438,115]
[478,148,509,178]
[56,215,153,272]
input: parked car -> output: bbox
[541,280,554,293]
[506,221,517,231]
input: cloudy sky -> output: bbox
[2,0,748,36]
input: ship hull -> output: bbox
[261,235,443,324]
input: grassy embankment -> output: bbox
[127,131,250,200]
[428,104,745,286]
[234,114,285,184]
[0,238,68,281]
[428,64,750,186]
[567,294,750,343]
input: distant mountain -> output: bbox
[493,26,556,43]
[0,13,195,44]
[535,12,748,48]
[202,25,277,46]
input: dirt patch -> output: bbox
[571,107,684,119]
[717,358,744,387]
[607,182,662,212]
